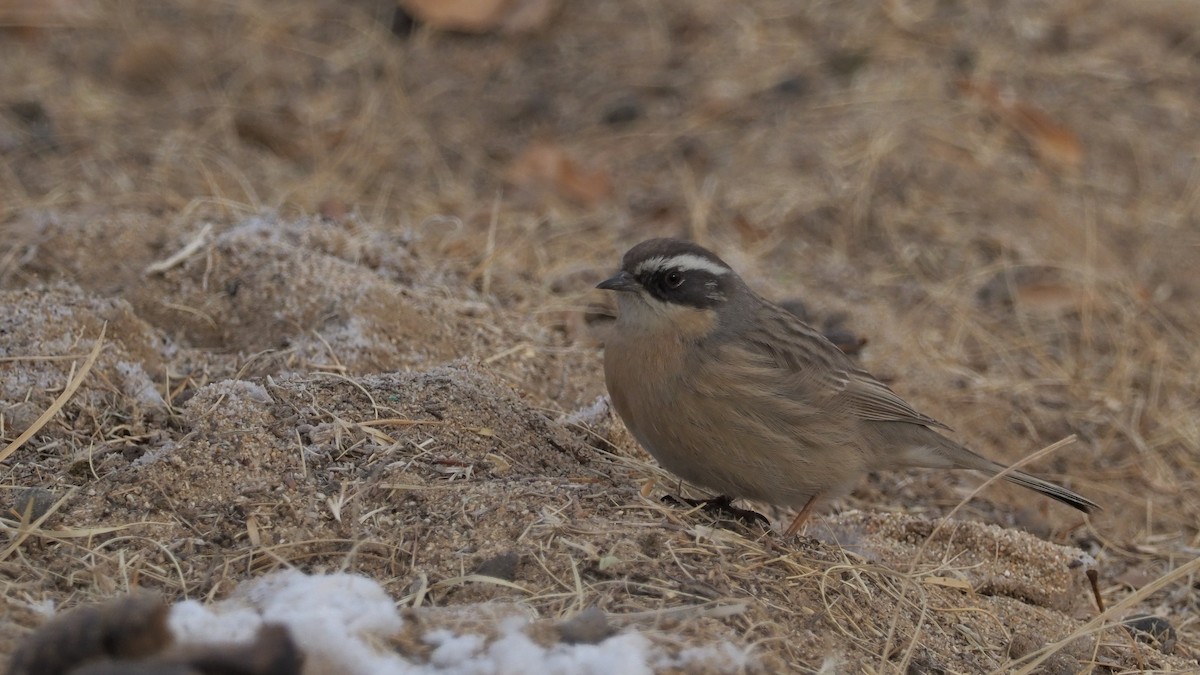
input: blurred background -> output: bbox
[1,0,1198,670]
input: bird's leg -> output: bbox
[661,494,770,528]
[784,494,821,536]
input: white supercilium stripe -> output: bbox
[634,254,730,277]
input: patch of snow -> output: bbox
[167,570,751,675]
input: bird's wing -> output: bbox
[835,371,952,430]
[725,302,953,431]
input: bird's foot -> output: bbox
[661,494,770,529]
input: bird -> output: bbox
[596,238,1098,535]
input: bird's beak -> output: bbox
[596,271,638,293]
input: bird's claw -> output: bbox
[661,494,771,528]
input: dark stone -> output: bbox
[1124,615,1177,654]
[474,551,520,581]
[557,607,615,645]
[603,99,642,126]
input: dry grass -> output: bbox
[1,0,1199,672]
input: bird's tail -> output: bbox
[990,462,1098,513]
[920,434,1099,514]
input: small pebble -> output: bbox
[1124,615,1177,654]
[603,99,641,126]
[772,74,810,98]
[391,6,417,38]
[777,299,811,323]
[556,607,614,645]
[12,487,56,521]
[474,551,519,581]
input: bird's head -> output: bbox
[597,238,741,335]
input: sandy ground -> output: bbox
[1,0,1199,672]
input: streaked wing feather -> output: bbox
[838,373,952,431]
[731,302,953,431]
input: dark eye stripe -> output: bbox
[641,268,726,308]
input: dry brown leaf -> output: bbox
[505,140,613,207]
[400,0,507,32]
[234,108,309,162]
[317,197,349,223]
[640,478,656,498]
[1008,102,1084,172]
[111,37,182,93]
[976,266,1091,316]
[731,212,769,245]
[0,0,90,40]
[959,78,1084,172]
[497,0,555,33]
[1012,281,1089,315]
[399,0,556,34]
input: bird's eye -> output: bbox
[665,271,684,288]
